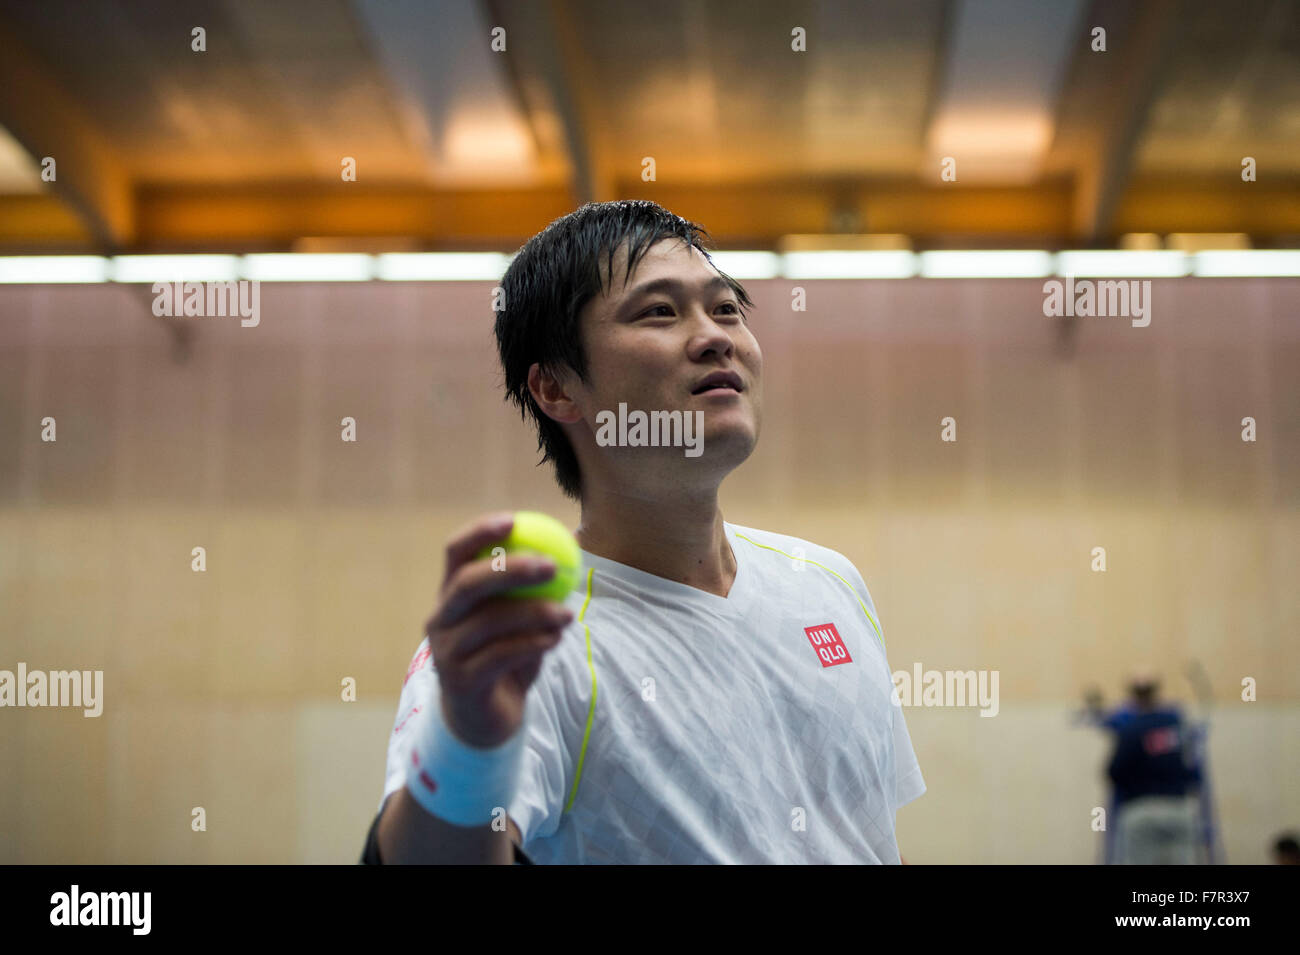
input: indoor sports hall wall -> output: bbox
[1,276,1296,863]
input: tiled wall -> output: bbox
[1,277,1296,863]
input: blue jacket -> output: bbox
[1104,705,1202,804]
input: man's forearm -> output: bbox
[376,787,514,864]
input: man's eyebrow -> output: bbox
[618,275,735,309]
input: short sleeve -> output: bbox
[830,548,925,808]
[379,638,437,813]
[892,699,926,808]
[379,636,574,848]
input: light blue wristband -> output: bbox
[405,684,529,828]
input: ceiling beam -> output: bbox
[0,176,1290,252]
[0,22,135,249]
[1114,176,1300,237]
[128,183,575,249]
[481,0,609,204]
[1052,0,1184,242]
[924,0,1087,182]
[0,194,93,248]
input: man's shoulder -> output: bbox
[727,521,863,581]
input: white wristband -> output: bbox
[405,684,529,827]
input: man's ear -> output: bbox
[528,362,585,424]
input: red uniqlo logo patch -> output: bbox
[805,622,853,667]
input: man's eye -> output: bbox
[640,302,743,319]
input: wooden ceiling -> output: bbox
[0,0,1296,252]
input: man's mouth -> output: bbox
[690,371,744,394]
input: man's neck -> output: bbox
[574,486,737,598]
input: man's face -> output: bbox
[567,237,763,491]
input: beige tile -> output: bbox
[208,514,303,700]
[12,703,110,862]
[220,345,303,505]
[25,510,121,667]
[294,701,395,863]
[299,512,417,698]
[106,701,210,863]
[205,703,297,863]
[31,347,121,505]
[116,510,213,700]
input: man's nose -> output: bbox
[688,311,736,356]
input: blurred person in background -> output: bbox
[1085,673,1203,864]
[1272,833,1300,864]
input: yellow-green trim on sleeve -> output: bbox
[564,566,598,812]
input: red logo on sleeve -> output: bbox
[805,622,853,668]
[403,645,433,686]
[411,750,438,793]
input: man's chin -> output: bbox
[687,424,757,465]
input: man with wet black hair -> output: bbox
[363,200,924,864]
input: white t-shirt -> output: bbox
[380,520,925,863]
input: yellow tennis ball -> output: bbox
[478,511,581,600]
